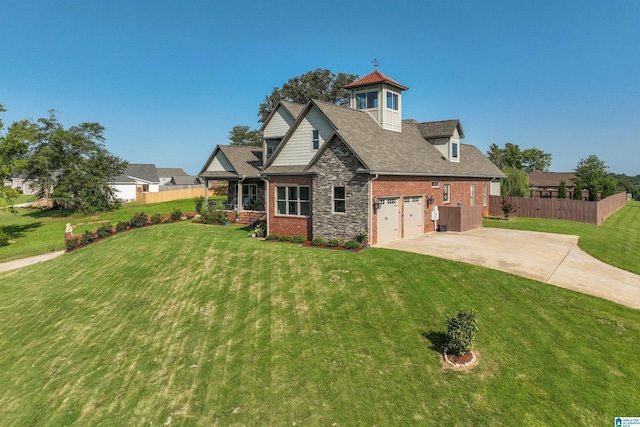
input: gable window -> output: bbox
[312,129,320,150]
[443,184,451,203]
[356,91,378,109]
[276,186,310,216]
[431,180,440,188]
[451,142,459,159]
[386,92,398,110]
[333,186,346,213]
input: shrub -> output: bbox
[81,230,95,246]
[116,220,129,232]
[129,212,148,228]
[344,239,361,249]
[446,309,478,356]
[501,197,513,219]
[311,237,325,246]
[356,229,368,244]
[65,236,78,251]
[292,235,306,244]
[0,226,10,247]
[279,235,292,242]
[170,208,182,221]
[194,196,205,213]
[201,208,227,225]
[97,223,113,238]
[252,219,266,237]
[326,239,340,247]
[265,234,279,241]
[150,212,163,225]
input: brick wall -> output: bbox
[267,175,312,239]
[372,176,490,244]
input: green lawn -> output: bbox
[0,197,224,262]
[0,222,638,425]
[483,201,640,275]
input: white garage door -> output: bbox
[403,196,423,237]
[377,198,400,243]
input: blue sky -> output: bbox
[2,0,639,175]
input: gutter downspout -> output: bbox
[369,173,379,246]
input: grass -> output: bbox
[0,197,225,262]
[483,201,640,275]
[14,194,39,205]
[0,222,638,425]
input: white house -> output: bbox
[110,164,160,202]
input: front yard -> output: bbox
[0,222,638,425]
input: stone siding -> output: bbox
[310,138,369,242]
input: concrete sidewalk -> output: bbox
[376,228,640,309]
[0,251,65,273]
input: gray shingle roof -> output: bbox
[309,101,504,178]
[199,145,263,179]
[156,168,188,177]
[529,171,576,187]
[168,175,201,185]
[416,120,465,139]
[280,101,305,119]
[112,164,159,184]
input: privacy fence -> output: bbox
[136,183,228,204]
[489,192,627,225]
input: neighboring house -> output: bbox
[200,69,504,245]
[3,174,38,195]
[110,164,160,202]
[528,171,577,197]
[166,175,202,186]
[157,168,189,185]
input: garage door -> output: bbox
[377,198,400,243]
[403,196,423,237]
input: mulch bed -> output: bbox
[265,239,366,252]
[445,352,474,365]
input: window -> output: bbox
[355,91,378,109]
[333,186,345,213]
[431,180,440,188]
[451,142,459,159]
[470,184,475,206]
[386,92,398,110]
[443,184,450,203]
[276,186,310,216]
[483,184,487,206]
[312,129,320,150]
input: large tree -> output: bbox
[501,166,530,197]
[22,110,127,212]
[257,68,358,122]
[0,105,33,207]
[574,154,611,201]
[486,143,552,173]
[228,125,261,146]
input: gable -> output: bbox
[270,105,334,167]
[206,150,235,173]
[263,105,296,138]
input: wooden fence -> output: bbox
[438,205,483,232]
[489,192,627,225]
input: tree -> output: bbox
[23,110,127,213]
[257,68,358,122]
[557,179,567,199]
[228,125,261,146]
[501,166,529,197]
[0,105,33,207]
[486,143,552,173]
[574,155,611,201]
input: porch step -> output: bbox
[237,211,265,226]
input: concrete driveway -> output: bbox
[376,228,640,310]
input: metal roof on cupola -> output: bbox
[344,67,408,91]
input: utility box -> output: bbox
[430,205,440,221]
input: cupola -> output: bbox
[345,68,408,132]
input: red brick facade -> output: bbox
[371,176,490,244]
[267,175,313,239]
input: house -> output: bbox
[156,168,189,185]
[528,171,577,197]
[166,175,202,186]
[3,174,38,195]
[110,164,160,202]
[199,69,504,244]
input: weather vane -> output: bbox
[372,58,379,70]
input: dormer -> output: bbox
[260,101,305,162]
[416,120,464,163]
[344,70,408,132]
